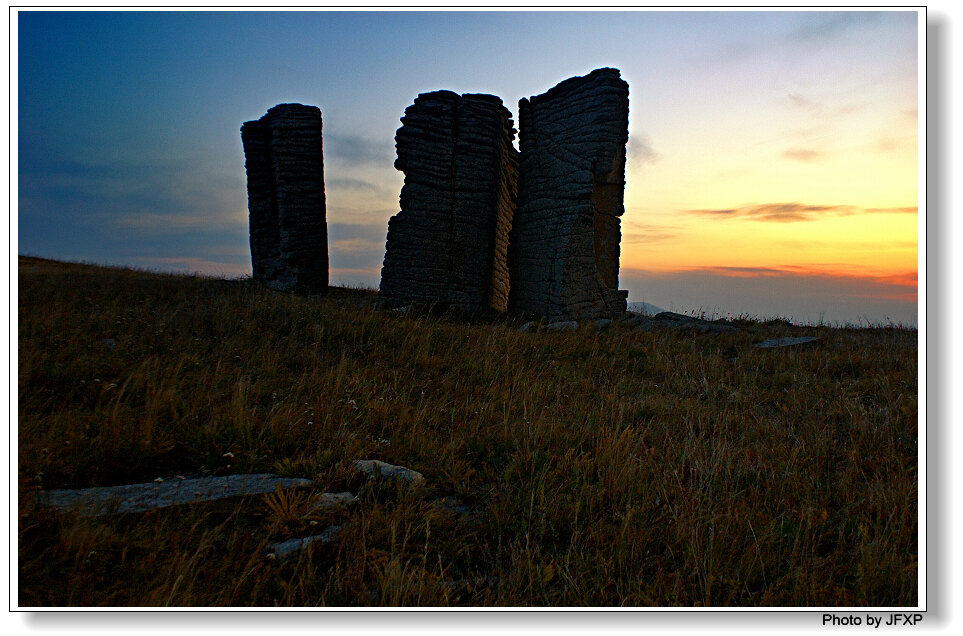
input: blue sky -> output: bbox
[16,9,920,325]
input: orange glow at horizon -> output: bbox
[620,207,917,278]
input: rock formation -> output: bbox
[508,68,630,320]
[241,103,328,294]
[379,91,518,312]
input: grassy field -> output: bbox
[16,256,918,607]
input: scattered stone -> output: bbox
[241,103,328,294]
[518,321,537,333]
[311,492,356,511]
[391,304,414,314]
[263,525,342,560]
[544,320,579,332]
[755,336,821,348]
[379,91,519,312]
[36,474,314,517]
[354,460,425,486]
[508,68,630,321]
[102,338,117,349]
[432,495,485,526]
[591,318,612,330]
[435,496,473,516]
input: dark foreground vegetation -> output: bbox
[18,256,918,607]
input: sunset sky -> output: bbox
[15,9,921,325]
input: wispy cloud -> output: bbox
[864,206,918,215]
[684,202,916,222]
[327,177,384,192]
[781,147,823,162]
[325,133,394,166]
[677,264,917,292]
[627,133,659,166]
[787,12,885,44]
[327,222,387,273]
[620,219,679,244]
[19,149,247,235]
[787,93,819,110]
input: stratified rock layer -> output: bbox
[379,91,518,312]
[508,68,630,320]
[241,103,328,294]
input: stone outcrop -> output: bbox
[508,68,630,320]
[241,103,328,294]
[379,91,518,312]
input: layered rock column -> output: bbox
[508,68,630,320]
[379,92,518,312]
[241,103,328,293]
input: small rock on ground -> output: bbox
[311,492,356,511]
[354,460,425,486]
[755,336,821,348]
[264,525,342,560]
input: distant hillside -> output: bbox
[626,301,666,316]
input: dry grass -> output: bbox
[17,256,918,607]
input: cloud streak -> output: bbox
[620,219,680,245]
[325,133,394,166]
[781,147,823,162]
[788,11,882,43]
[684,202,917,222]
[627,134,659,166]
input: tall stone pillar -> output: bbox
[379,91,518,312]
[508,68,630,320]
[241,103,328,294]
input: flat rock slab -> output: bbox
[36,474,314,516]
[755,336,821,348]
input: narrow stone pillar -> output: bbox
[379,92,518,312]
[508,68,630,320]
[241,103,328,293]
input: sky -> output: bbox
[15,9,920,326]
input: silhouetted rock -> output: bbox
[379,91,518,312]
[508,68,630,320]
[241,103,328,294]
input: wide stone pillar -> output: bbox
[508,68,630,320]
[379,91,518,312]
